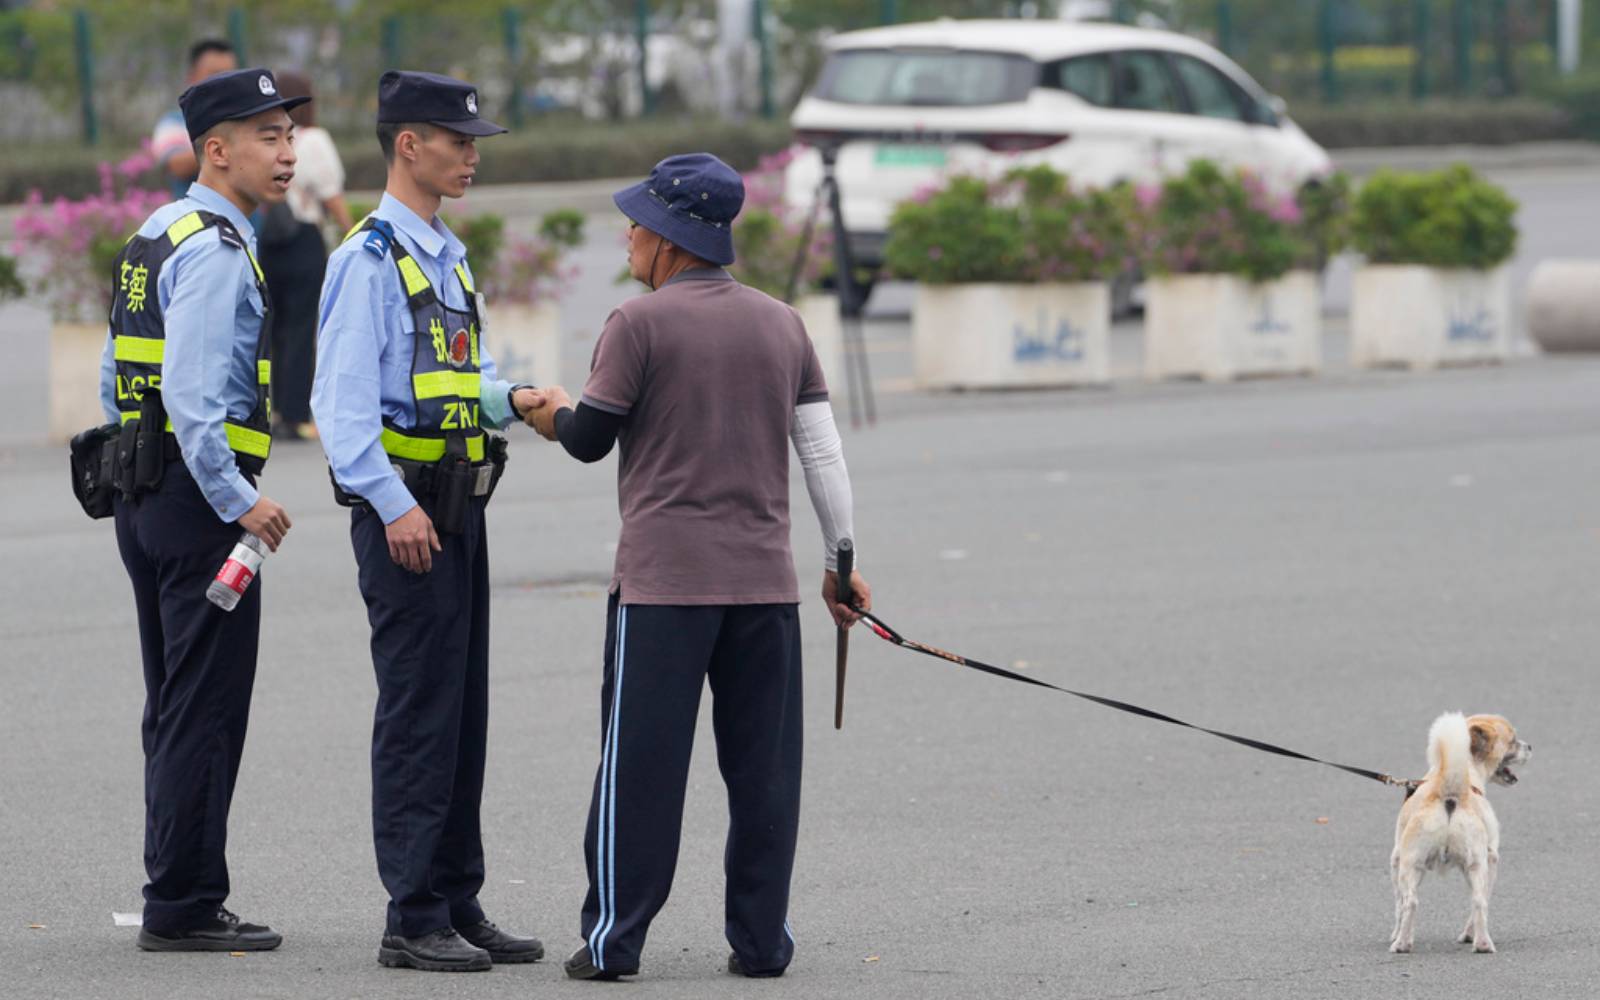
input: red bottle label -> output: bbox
[215,559,255,594]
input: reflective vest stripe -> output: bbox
[380,427,486,463]
[396,256,431,298]
[257,359,271,385]
[412,370,480,401]
[225,424,272,459]
[454,262,475,294]
[165,212,205,246]
[115,412,273,459]
[113,335,165,364]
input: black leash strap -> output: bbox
[853,608,1417,794]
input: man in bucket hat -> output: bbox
[521,153,872,980]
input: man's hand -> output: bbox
[237,496,292,551]
[510,386,542,425]
[527,385,572,442]
[386,505,442,574]
[823,569,871,629]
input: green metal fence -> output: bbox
[0,0,1586,146]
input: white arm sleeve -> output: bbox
[791,401,855,571]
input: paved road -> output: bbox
[3,343,1598,998]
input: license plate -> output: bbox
[875,144,947,168]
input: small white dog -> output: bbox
[1389,712,1531,954]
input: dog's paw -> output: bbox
[1473,937,1495,954]
[1457,931,1474,944]
[1389,941,1412,954]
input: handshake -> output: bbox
[509,385,572,442]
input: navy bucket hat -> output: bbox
[613,153,744,266]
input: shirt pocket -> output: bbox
[244,277,267,319]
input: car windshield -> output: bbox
[813,48,1037,107]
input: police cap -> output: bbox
[377,70,508,137]
[180,68,310,142]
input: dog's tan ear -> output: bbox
[1469,721,1493,759]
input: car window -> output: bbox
[1171,55,1247,121]
[814,49,1037,107]
[1042,54,1112,107]
[1113,51,1181,113]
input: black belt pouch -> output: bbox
[69,423,120,519]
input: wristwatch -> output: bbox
[508,383,535,419]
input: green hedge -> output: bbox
[1291,100,1577,148]
[4,103,1593,204]
[1,118,795,204]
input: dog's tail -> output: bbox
[1428,712,1472,817]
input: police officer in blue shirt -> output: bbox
[312,70,544,973]
[98,68,302,953]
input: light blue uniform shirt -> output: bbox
[313,193,519,525]
[98,181,266,523]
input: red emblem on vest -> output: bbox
[449,329,470,368]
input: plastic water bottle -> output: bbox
[206,533,268,612]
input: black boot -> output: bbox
[136,907,282,952]
[377,928,492,972]
[456,919,543,964]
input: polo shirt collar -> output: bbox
[660,266,733,288]
[186,181,255,242]
[375,192,463,263]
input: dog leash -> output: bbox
[849,606,1419,794]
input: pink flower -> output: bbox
[1135,184,1161,210]
[1269,197,1303,225]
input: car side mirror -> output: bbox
[1266,94,1287,118]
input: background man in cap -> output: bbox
[98,67,302,952]
[524,152,872,981]
[312,70,544,974]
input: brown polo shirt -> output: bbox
[579,268,829,605]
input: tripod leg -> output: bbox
[847,313,876,427]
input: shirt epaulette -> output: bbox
[214,221,246,251]
[362,218,396,260]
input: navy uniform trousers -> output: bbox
[114,462,260,935]
[350,495,490,937]
[580,594,803,976]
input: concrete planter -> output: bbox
[51,321,108,443]
[1144,271,1321,382]
[912,282,1110,390]
[795,293,844,393]
[485,301,562,388]
[1351,265,1511,370]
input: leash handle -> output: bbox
[833,539,854,731]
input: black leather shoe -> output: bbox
[728,952,786,978]
[377,928,491,972]
[136,907,282,952]
[456,919,543,963]
[563,944,637,981]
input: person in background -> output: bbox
[151,40,238,199]
[258,71,350,441]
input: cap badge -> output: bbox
[258,75,275,95]
[465,93,478,115]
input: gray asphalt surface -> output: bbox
[3,151,1599,998]
[4,347,1599,999]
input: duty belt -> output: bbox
[331,457,498,507]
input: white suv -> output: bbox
[785,19,1332,270]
